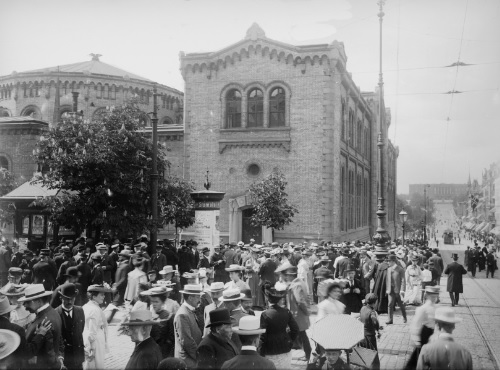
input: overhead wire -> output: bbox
[442,0,470,182]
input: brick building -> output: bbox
[180,24,398,243]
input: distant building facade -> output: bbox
[409,184,468,200]
[180,24,398,243]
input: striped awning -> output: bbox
[490,226,500,237]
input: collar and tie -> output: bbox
[63,308,73,318]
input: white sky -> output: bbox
[1,0,499,193]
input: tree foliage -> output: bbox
[33,104,194,237]
[0,168,17,225]
[248,171,298,230]
[399,192,436,233]
[159,176,195,230]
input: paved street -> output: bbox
[103,203,500,369]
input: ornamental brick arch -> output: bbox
[20,104,42,119]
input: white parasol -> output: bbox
[311,314,364,350]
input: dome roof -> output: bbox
[15,54,153,83]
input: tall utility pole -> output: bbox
[373,0,391,261]
[150,85,159,253]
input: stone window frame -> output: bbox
[0,154,11,171]
[220,81,291,130]
[160,116,174,125]
[20,105,42,119]
[247,88,264,128]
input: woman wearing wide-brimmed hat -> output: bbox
[2,284,35,329]
[224,265,250,292]
[82,284,112,370]
[404,254,423,306]
[259,281,299,370]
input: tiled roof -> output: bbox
[20,58,153,82]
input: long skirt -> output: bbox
[404,284,422,305]
[266,351,292,370]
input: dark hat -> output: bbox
[24,250,34,256]
[205,308,232,328]
[39,248,50,256]
[451,253,459,259]
[341,248,350,256]
[344,264,356,273]
[92,254,102,261]
[388,255,398,262]
[59,283,79,299]
[240,288,253,301]
[147,270,158,275]
[60,246,71,254]
[78,245,86,252]
[64,266,79,278]
[79,253,88,260]
[201,247,210,253]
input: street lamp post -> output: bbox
[372,0,391,262]
[150,85,159,253]
[399,209,408,248]
[424,184,430,244]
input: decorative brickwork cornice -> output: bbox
[218,137,291,153]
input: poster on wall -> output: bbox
[193,210,220,250]
[17,238,29,252]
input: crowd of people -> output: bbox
[0,233,490,370]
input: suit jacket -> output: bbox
[150,252,167,272]
[55,305,85,366]
[174,303,203,368]
[286,278,310,331]
[427,255,444,275]
[335,257,351,278]
[197,332,239,370]
[0,316,28,369]
[259,259,277,285]
[260,305,299,356]
[444,261,467,293]
[32,261,57,290]
[114,261,131,291]
[26,305,64,369]
[221,349,276,370]
[125,336,162,370]
[386,264,406,294]
[0,246,12,272]
[417,336,472,370]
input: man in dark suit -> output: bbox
[444,253,467,306]
[258,251,277,285]
[32,249,58,290]
[427,249,444,285]
[112,250,132,306]
[55,283,85,370]
[150,247,167,272]
[386,254,407,324]
[197,308,239,369]
[19,284,65,369]
[417,307,472,370]
[221,315,276,370]
[51,267,82,308]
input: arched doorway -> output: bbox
[241,208,262,243]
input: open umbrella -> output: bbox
[311,314,364,350]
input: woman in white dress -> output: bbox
[224,264,250,291]
[124,257,147,303]
[404,255,423,305]
[82,284,112,370]
[316,281,345,321]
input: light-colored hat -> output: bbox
[0,297,17,316]
[232,315,265,335]
[17,284,53,302]
[87,284,112,293]
[142,286,172,296]
[275,261,295,273]
[425,286,440,294]
[0,329,21,360]
[208,282,225,292]
[120,310,160,326]
[0,284,27,297]
[96,243,107,250]
[159,266,176,275]
[219,288,245,302]
[237,241,244,247]
[225,264,244,272]
[396,250,405,258]
[153,280,175,287]
[434,307,462,324]
[199,268,207,279]
[180,284,204,295]
[270,248,282,256]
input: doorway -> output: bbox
[241,208,262,243]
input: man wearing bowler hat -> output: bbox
[417,307,472,370]
[51,266,82,308]
[121,310,163,370]
[174,284,204,368]
[221,316,275,370]
[444,253,467,307]
[197,308,239,369]
[55,283,85,370]
[19,284,65,369]
[32,249,58,290]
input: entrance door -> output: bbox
[241,208,262,243]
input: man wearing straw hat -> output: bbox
[121,310,163,370]
[174,284,204,369]
[219,288,248,350]
[221,315,275,370]
[417,307,472,370]
[19,284,65,369]
[203,282,225,337]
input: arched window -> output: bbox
[247,89,263,128]
[226,89,242,128]
[0,156,9,170]
[269,87,285,127]
[110,85,116,100]
[160,117,173,125]
[96,84,102,99]
[104,85,109,99]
